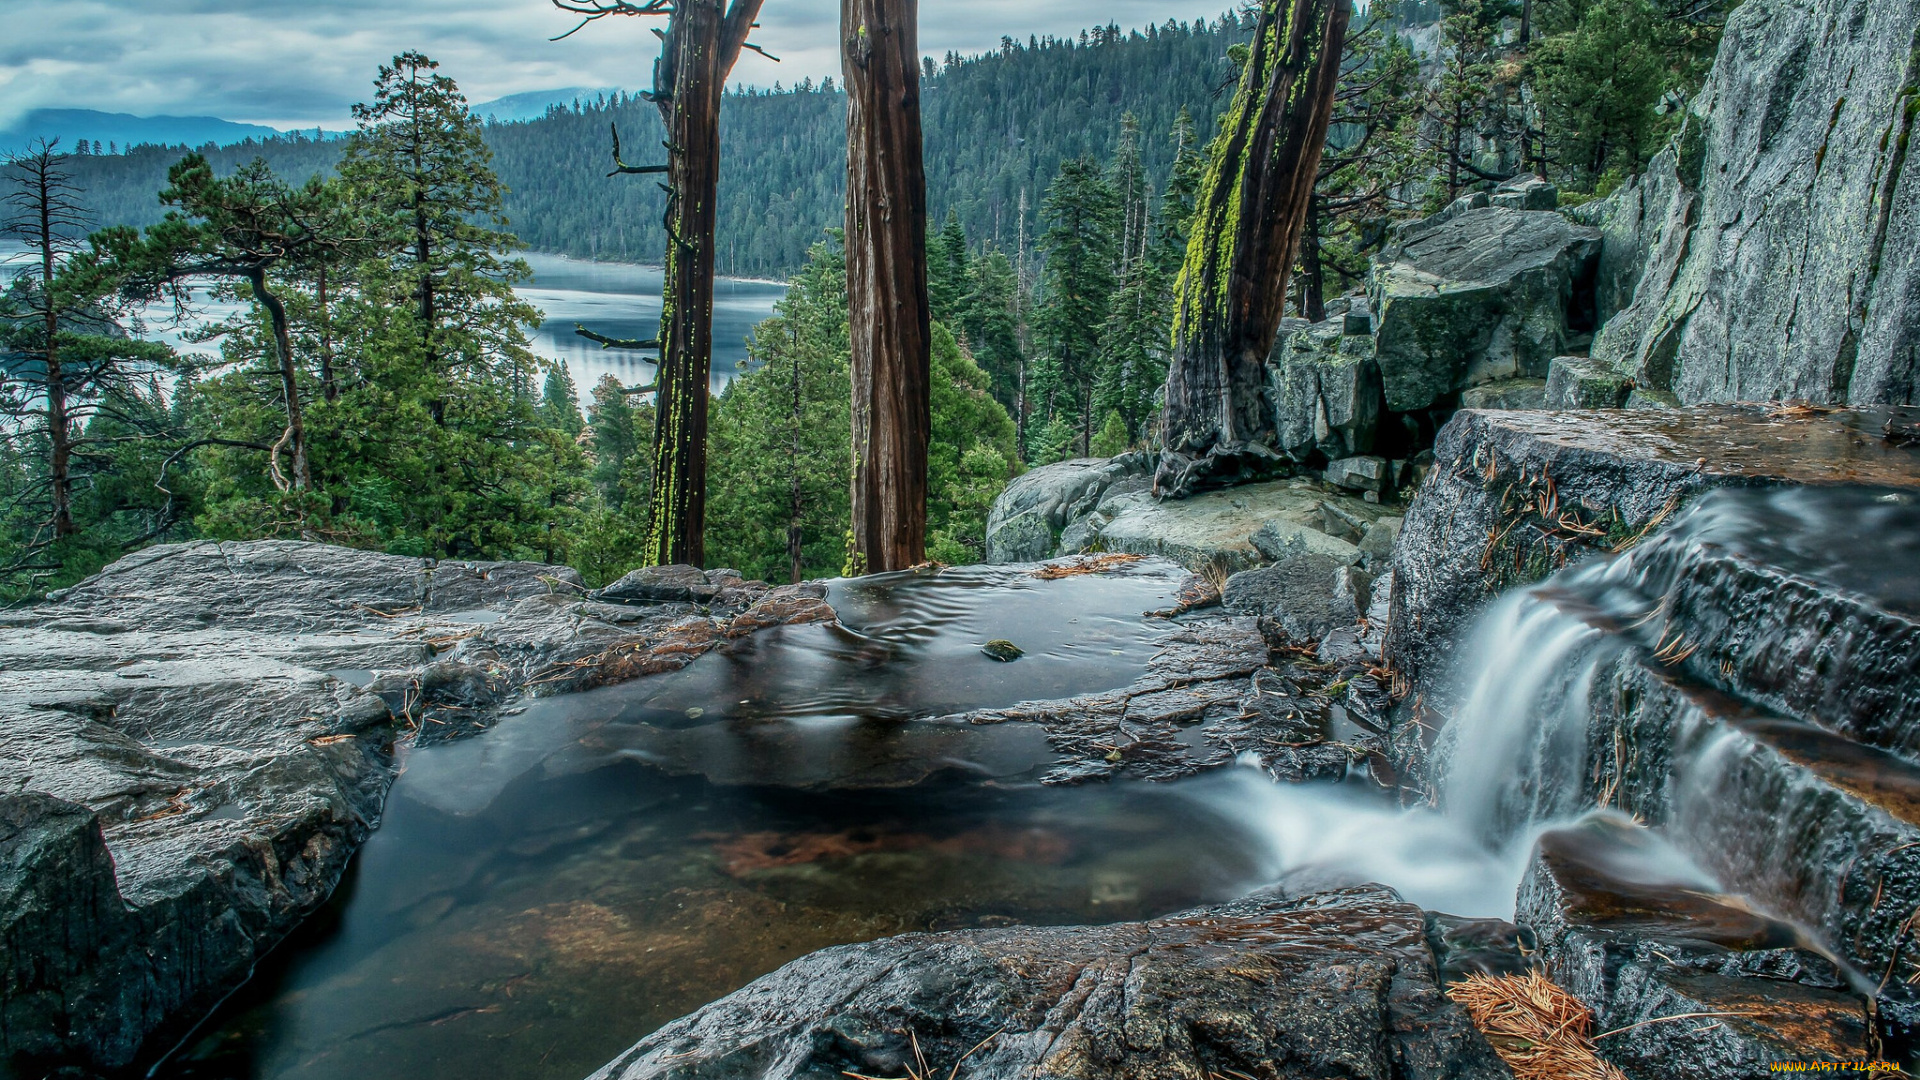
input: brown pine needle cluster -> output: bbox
[1446,972,1628,1080]
[1031,553,1146,579]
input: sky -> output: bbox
[1,0,1241,131]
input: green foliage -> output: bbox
[57,19,1254,280]
[1090,410,1132,458]
[706,237,853,583]
[1025,413,1077,466]
[1529,0,1724,191]
[1036,155,1119,453]
[928,322,1019,564]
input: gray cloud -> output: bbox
[2,1,1236,129]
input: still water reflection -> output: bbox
[154,562,1275,1080]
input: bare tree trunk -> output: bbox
[843,0,931,573]
[318,262,338,402]
[630,0,766,569]
[250,271,311,493]
[35,167,76,540]
[1301,194,1328,323]
[1156,0,1350,498]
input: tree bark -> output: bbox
[640,0,765,569]
[842,0,931,573]
[249,270,311,492]
[1301,194,1327,323]
[1155,0,1351,498]
[35,164,75,540]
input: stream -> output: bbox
[151,488,1917,1079]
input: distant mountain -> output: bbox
[0,109,295,154]
[473,88,624,124]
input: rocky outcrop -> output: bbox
[982,453,1154,563]
[1585,0,1920,405]
[1386,404,1920,690]
[1370,207,1601,414]
[984,456,1401,572]
[0,541,838,1075]
[585,884,1509,1080]
[1518,817,1870,1078]
[1270,312,1383,462]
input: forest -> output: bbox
[2,0,1734,601]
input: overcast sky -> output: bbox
[2,1,1240,130]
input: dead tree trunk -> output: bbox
[553,0,766,568]
[842,0,931,573]
[1156,0,1351,498]
[248,269,311,492]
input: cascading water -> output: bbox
[1214,485,1920,961]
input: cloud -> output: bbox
[3,0,1238,128]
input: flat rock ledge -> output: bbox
[586,884,1510,1080]
[1387,404,1920,694]
[0,540,834,1076]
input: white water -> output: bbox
[1190,521,1710,919]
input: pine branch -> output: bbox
[575,324,661,350]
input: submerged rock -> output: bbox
[585,884,1508,1080]
[981,639,1023,662]
[1370,206,1601,413]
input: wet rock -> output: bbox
[1459,378,1549,411]
[35,538,577,633]
[1269,317,1383,462]
[1425,913,1536,985]
[597,564,718,604]
[1328,454,1392,494]
[0,627,395,1073]
[585,885,1509,1080]
[984,454,1153,564]
[981,639,1023,662]
[1545,355,1633,409]
[1370,207,1602,413]
[1080,478,1366,573]
[1585,0,1920,406]
[0,539,824,1074]
[1386,404,1920,690]
[1517,816,1869,1079]
[725,583,836,638]
[961,617,1272,785]
[1223,549,1357,641]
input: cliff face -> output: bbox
[1591,0,1920,405]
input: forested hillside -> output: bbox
[52,17,1254,279]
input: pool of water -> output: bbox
[154,560,1285,1080]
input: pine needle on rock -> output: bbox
[1031,553,1145,579]
[1446,971,1627,1080]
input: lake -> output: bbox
[0,244,787,398]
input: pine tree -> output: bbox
[927,208,970,325]
[539,365,585,435]
[1035,155,1119,454]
